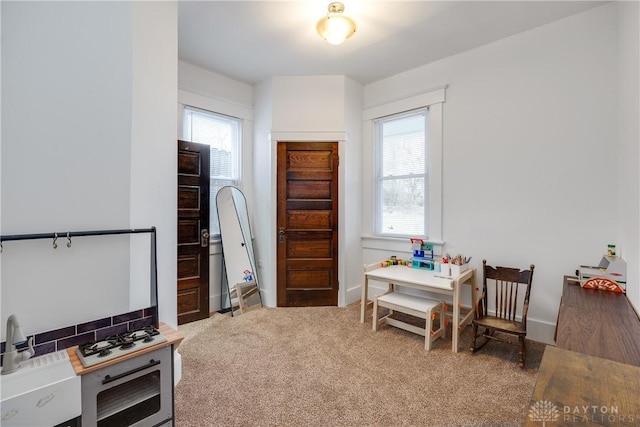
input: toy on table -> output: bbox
[578,251,627,293]
[410,238,434,270]
[381,256,410,267]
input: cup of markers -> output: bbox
[442,254,471,277]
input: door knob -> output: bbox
[201,229,210,247]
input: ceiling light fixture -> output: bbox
[316,2,357,45]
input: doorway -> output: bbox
[177,140,210,324]
[276,141,339,307]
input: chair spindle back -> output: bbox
[482,261,534,323]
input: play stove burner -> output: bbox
[98,348,112,357]
[76,326,167,367]
[119,341,135,350]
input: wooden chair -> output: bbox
[372,291,446,351]
[470,259,534,368]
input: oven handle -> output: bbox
[102,359,161,385]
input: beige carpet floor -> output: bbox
[174,304,545,426]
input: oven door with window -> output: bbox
[81,345,173,427]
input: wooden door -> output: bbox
[277,141,339,307]
[177,140,210,324]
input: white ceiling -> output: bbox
[178,1,607,86]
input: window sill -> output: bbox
[361,235,444,253]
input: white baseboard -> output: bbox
[525,318,556,345]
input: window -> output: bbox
[374,108,427,237]
[183,106,241,237]
[363,87,445,243]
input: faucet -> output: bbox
[2,314,35,375]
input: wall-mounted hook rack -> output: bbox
[0,226,159,327]
[0,227,156,243]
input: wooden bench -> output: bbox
[372,291,446,350]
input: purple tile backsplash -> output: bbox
[77,317,111,334]
[113,309,147,325]
[35,326,76,345]
[0,306,155,365]
[95,323,129,341]
[33,341,56,358]
[129,316,155,331]
[57,332,96,351]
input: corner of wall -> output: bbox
[617,0,640,312]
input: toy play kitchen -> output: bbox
[0,227,183,427]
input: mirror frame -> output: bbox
[216,186,261,313]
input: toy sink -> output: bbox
[1,350,81,426]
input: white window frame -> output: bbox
[374,108,428,238]
[363,86,445,244]
[182,105,242,239]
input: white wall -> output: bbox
[617,1,640,313]
[131,2,178,328]
[177,61,254,313]
[342,78,364,305]
[252,79,274,305]
[178,61,253,108]
[1,1,132,335]
[1,1,178,335]
[363,3,624,343]
[2,1,132,231]
[271,76,347,131]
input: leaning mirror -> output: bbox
[216,186,262,315]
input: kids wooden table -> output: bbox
[361,263,476,352]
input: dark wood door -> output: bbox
[177,140,210,324]
[277,141,339,307]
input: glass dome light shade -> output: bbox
[316,2,356,45]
